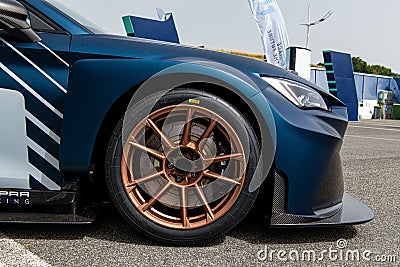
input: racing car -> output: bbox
[0,0,373,244]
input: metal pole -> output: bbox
[305,1,311,49]
[301,1,332,49]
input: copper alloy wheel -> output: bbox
[121,104,247,230]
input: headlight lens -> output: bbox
[262,77,328,111]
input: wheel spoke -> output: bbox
[194,184,215,221]
[126,171,164,188]
[180,187,191,228]
[141,183,172,212]
[203,170,241,186]
[146,119,175,151]
[129,140,165,160]
[203,153,244,166]
[181,107,193,146]
[197,118,218,149]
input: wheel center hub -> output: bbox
[175,158,191,176]
[164,147,203,185]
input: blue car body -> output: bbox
[0,0,372,227]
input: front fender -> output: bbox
[61,59,175,175]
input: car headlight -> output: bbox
[262,77,328,111]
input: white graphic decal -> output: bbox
[28,163,60,191]
[27,138,60,170]
[25,110,61,144]
[0,37,67,93]
[38,41,69,68]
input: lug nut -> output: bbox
[175,176,184,183]
[192,155,199,161]
[167,162,174,169]
[191,172,199,179]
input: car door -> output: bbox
[0,8,70,191]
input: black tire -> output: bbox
[105,89,261,245]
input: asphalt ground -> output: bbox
[0,120,399,266]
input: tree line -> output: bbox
[351,57,399,78]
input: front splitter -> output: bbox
[270,193,374,227]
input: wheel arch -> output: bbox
[61,60,276,194]
[91,81,264,169]
[88,82,275,204]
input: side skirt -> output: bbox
[0,189,100,224]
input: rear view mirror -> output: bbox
[0,0,41,42]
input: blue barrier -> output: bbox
[310,69,400,104]
[354,75,363,100]
[394,79,400,103]
[323,51,359,121]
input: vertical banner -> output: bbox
[248,0,290,68]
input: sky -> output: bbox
[56,0,400,73]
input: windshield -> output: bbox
[44,0,107,33]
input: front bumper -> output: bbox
[260,82,373,226]
[265,130,374,227]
